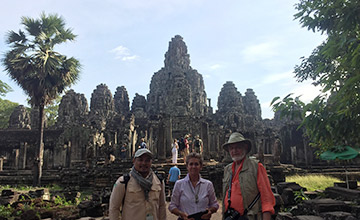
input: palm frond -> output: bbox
[6,30,27,44]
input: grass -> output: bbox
[0,184,63,192]
[286,174,341,191]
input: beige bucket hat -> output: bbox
[222,132,252,152]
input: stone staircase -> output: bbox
[0,157,221,195]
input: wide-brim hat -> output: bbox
[134,148,153,159]
[222,132,252,152]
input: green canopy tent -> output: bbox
[320,146,359,189]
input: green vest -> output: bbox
[222,157,262,220]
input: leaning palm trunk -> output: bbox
[35,104,45,186]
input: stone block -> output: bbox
[320,211,356,220]
[281,188,295,205]
[294,216,324,220]
[275,212,294,220]
[304,191,319,200]
[300,199,350,215]
[1,189,14,196]
[277,182,305,194]
[334,181,357,190]
[325,187,360,201]
[350,205,360,219]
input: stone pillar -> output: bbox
[165,117,173,158]
[148,126,155,155]
[66,141,71,168]
[258,138,264,165]
[302,136,308,166]
[14,149,19,170]
[157,121,166,161]
[0,158,3,171]
[290,146,297,165]
[273,138,282,165]
[201,121,210,160]
[131,130,137,158]
[222,132,233,163]
[19,142,28,169]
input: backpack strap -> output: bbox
[120,173,130,212]
[154,170,165,183]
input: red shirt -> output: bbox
[224,160,275,215]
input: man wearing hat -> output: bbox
[222,132,275,220]
[109,148,166,220]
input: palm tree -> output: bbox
[2,12,81,186]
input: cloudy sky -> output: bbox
[0,0,325,119]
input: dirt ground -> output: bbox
[166,201,223,220]
[85,201,223,220]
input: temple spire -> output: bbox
[164,35,190,70]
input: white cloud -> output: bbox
[110,45,139,61]
[261,101,274,119]
[242,41,279,63]
[122,55,139,61]
[261,71,293,85]
[210,64,222,70]
[290,82,322,103]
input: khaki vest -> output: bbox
[222,157,262,220]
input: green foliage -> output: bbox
[2,12,81,107]
[0,204,13,218]
[270,94,305,121]
[294,189,309,203]
[286,174,340,191]
[0,98,19,129]
[46,183,63,191]
[0,184,63,193]
[54,195,74,206]
[0,81,12,97]
[271,0,360,151]
[45,95,61,126]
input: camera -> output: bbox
[224,208,248,220]
[224,208,240,220]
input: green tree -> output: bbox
[2,12,81,185]
[0,98,18,129]
[271,0,360,151]
[45,95,61,127]
[0,80,16,129]
[0,80,12,97]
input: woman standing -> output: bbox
[169,153,219,220]
[172,139,179,164]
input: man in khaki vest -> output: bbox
[109,148,166,220]
[222,132,275,220]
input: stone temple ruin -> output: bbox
[2,35,360,220]
[0,35,319,172]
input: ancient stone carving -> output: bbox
[131,93,147,119]
[57,89,89,128]
[147,35,207,117]
[8,105,31,129]
[243,88,262,120]
[114,86,130,117]
[1,35,314,170]
[89,84,114,130]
